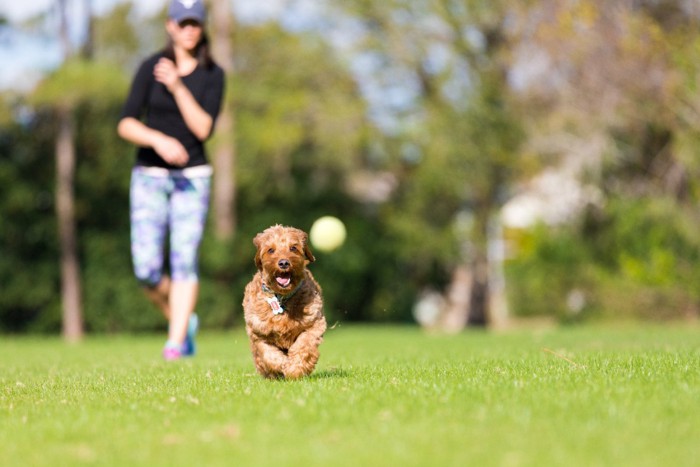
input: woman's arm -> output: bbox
[117,117,189,167]
[154,58,213,141]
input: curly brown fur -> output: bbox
[242,225,326,379]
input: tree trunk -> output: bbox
[58,0,72,57]
[487,216,509,329]
[81,0,94,59]
[211,0,237,241]
[440,208,492,332]
[213,111,236,240]
[466,206,492,327]
[467,251,489,327]
[56,0,83,341]
[56,107,84,342]
[440,264,472,333]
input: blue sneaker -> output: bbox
[182,313,199,357]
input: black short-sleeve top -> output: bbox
[120,52,225,169]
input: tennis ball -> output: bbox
[310,216,347,252]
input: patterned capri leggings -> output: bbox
[130,166,211,287]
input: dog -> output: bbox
[243,225,326,379]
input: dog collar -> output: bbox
[261,280,304,315]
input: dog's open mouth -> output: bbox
[275,273,292,288]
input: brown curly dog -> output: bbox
[243,225,326,379]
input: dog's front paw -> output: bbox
[282,353,318,379]
[251,340,288,379]
[282,362,311,380]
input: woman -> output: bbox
[117,0,225,360]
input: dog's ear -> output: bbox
[253,233,264,270]
[302,232,316,263]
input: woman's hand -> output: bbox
[118,117,189,167]
[153,57,214,141]
[153,58,183,93]
[152,134,189,167]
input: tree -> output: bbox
[328,0,526,330]
[91,2,140,69]
[226,22,373,322]
[0,94,59,332]
[28,0,132,338]
[55,0,83,342]
[497,0,700,322]
[210,0,237,241]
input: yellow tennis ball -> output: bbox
[310,216,347,252]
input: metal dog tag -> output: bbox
[266,296,284,315]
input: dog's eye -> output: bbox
[267,248,274,254]
[290,246,298,252]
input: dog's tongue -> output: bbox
[276,276,291,287]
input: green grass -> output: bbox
[1,324,699,466]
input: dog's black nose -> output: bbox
[278,259,290,270]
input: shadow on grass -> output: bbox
[309,367,350,380]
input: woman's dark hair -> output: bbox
[162,31,214,69]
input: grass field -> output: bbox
[1,324,699,466]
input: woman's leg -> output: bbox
[143,275,171,319]
[167,280,199,344]
[167,175,211,348]
[130,168,171,316]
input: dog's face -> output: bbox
[253,225,315,294]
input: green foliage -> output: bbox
[585,197,700,320]
[0,110,58,332]
[30,59,128,109]
[232,24,367,189]
[1,325,699,466]
[385,79,524,297]
[6,1,700,333]
[506,196,700,322]
[224,23,407,322]
[1,14,413,333]
[505,224,593,320]
[92,2,141,69]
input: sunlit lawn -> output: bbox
[1,323,699,466]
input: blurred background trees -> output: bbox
[1,0,700,335]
